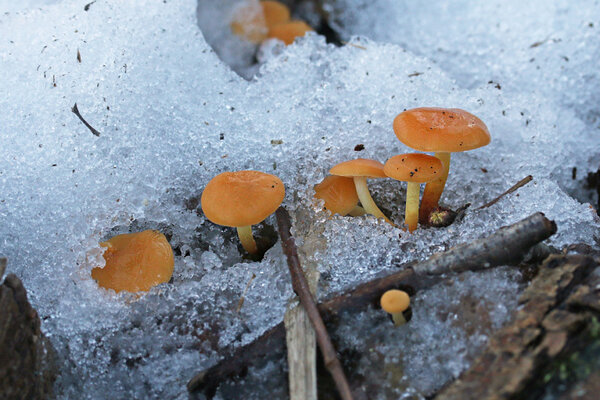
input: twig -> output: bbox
[71,103,101,136]
[236,273,256,313]
[276,207,354,400]
[341,41,367,50]
[187,212,557,395]
[478,175,533,209]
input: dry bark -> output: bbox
[0,269,57,400]
[434,254,600,400]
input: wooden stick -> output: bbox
[187,212,557,395]
[276,207,354,400]
[478,175,533,209]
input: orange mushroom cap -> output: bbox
[314,175,359,215]
[329,158,387,179]
[393,108,491,153]
[384,153,443,183]
[201,170,285,227]
[380,289,410,314]
[91,230,174,293]
[261,1,291,27]
[267,20,313,45]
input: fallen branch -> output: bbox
[276,207,354,400]
[478,175,533,209]
[71,103,101,136]
[187,212,557,396]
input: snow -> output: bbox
[0,0,598,398]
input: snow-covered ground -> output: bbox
[0,0,598,398]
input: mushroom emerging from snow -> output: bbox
[380,289,410,326]
[393,107,490,223]
[384,153,443,232]
[201,170,285,254]
[91,230,174,293]
[267,20,314,45]
[330,158,392,225]
[314,175,365,216]
[230,0,291,43]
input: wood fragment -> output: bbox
[1,273,56,399]
[285,303,317,400]
[275,207,354,400]
[71,103,101,136]
[478,175,533,209]
[434,254,600,400]
[0,257,6,280]
[236,273,255,313]
[187,212,557,396]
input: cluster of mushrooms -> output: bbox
[198,107,490,325]
[201,107,491,257]
[230,0,313,46]
[90,105,490,323]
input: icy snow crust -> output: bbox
[0,0,598,398]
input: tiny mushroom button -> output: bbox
[393,108,490,223]
[201,170,285,254]
[380,289,411,326]
[384,153,443,232]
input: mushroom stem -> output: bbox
[420,152,451,223]
[237,225,258,254]
[348,205,367,217]
[353,176,393,225]
[392,312,407,326]
[405,182,420,233]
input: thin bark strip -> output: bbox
[276,207,354,400]
[187,212,557,395]
[478,175,533,209]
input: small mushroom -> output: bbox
[380,289,410,326]
[384,153,443,232]
[329,158,392,225]
[91,230,174,293]
[230,1,291,43]
[393,108,490,222]
[267,20,313,45]
[201,170,285,254]
[314,175,364,216]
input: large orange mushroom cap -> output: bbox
[314,175,359,215]
[267,20,313,45]
[393,108,491,153]
[329,158,387,178]
[201,170,285,227]
[384,153,443,183]
[91,230,174,293]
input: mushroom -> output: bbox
[91,230,174,293]
[384,153,443,232]
[230,1,291,44]
[201,170,285,254]
[314,175,364,216]
[329,158,392,224]
[267,20,314,45]
[380,289,410,326]
[393,107,490,222]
